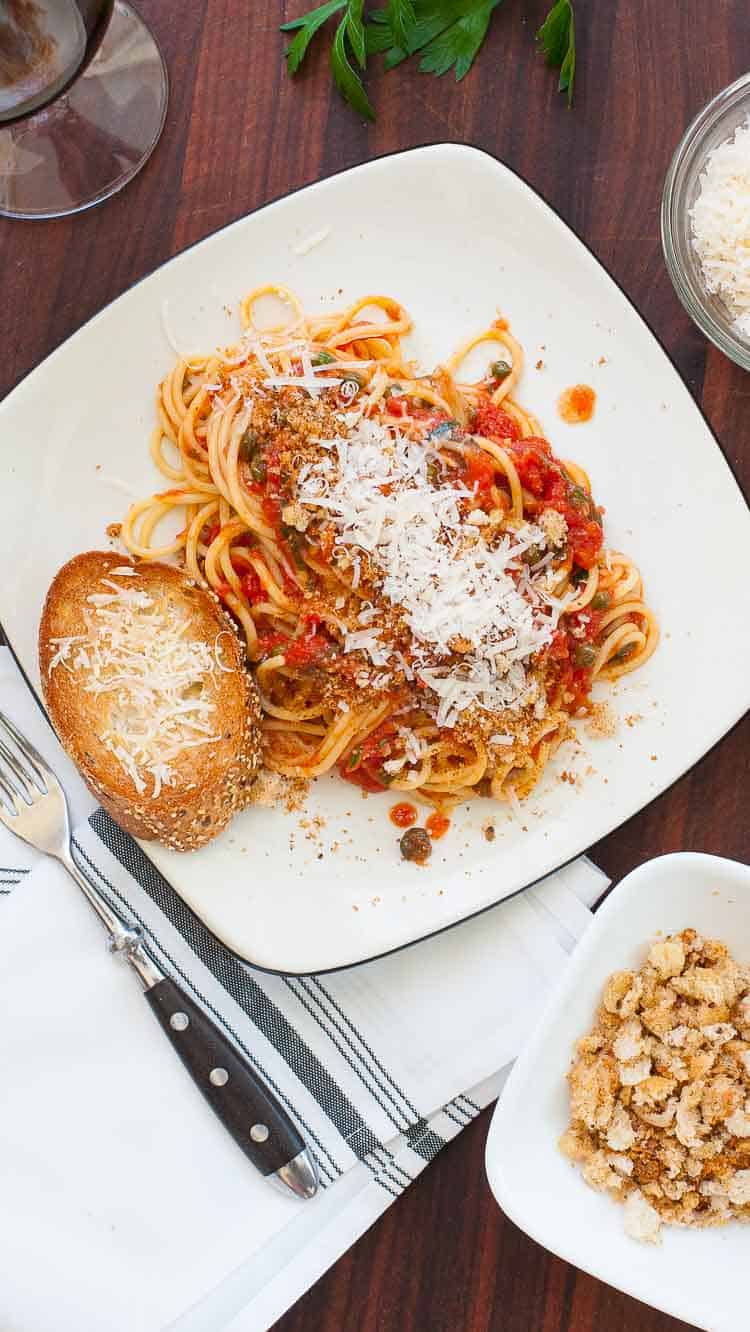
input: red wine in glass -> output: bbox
[0,0,115,122]
[0,0,168,218]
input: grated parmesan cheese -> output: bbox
[292,226,331,257]
[49,576,222,797]
[690,115,750,338]
[296,418,574,728]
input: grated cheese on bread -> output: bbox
[39,552,262,850]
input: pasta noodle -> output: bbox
[123,289,658,812]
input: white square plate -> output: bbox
[485,852,750,1331]
[0,145,748,973]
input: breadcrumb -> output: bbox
[585,701,618,740]
[560,928,750,1241]
[248,767,308,813]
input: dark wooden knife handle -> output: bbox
[145,977,305,1177]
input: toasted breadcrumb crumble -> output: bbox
[560,929,750,1242]
[584,701,618,739]
[247,767,308,813]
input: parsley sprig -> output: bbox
[281,1,577,119]
[536,0,575,106]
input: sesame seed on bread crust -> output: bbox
[39,551,262,851]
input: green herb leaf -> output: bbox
[373,1,504,74]
[346,0,367,68]
[281,0,576,117]
[380,3,462,70]
[365,17,394,56]
[536,0,575,105]
[282,0,347,75]
[386,0,416,49]
[418,0,500,81]
[331,13,376,117]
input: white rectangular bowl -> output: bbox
[485,852,750,1331]
[0,145,748,973]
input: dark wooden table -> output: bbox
[2,2,749,1329]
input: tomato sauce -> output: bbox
[261,492,281,527]
[558,384,596,424]
[281,567,302,600]
[338,721,398,793]
[506,437,603,570]
[425,811,451,840]
[338,762,386,793]
[389,802,418,829]
[462,447,498,497]
[239,568,263,604]
[260,441,283,526]
[466,404,604,570]
[546,605,605,709]
[255,630,287,658]
[283,615,332,669]
[472,400,521,442]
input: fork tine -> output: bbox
[0,711,52,789]
[0,736,37,802]
[0,768,21,816]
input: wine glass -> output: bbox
[0,0,168,219]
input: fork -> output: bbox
[0,709,318,1200]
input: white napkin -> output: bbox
[0,648,605,1332]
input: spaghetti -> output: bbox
[123,287,658,812]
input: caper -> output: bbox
[238,428,258,463]
[614,642,635,662]
[591,590,611,610]
[574,642,597,669]
[282,526,306,569]
[490,359,512,380]
[427,419,459,440]
[399,827,432,863]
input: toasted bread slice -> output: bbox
[39,552,262,850]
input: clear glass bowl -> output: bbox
[661,71,750,371]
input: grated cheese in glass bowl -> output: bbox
[662,72,750,370]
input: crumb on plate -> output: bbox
[248,767,308,813]
[585,701,618,740]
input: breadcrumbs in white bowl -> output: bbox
[560,928,750,1243]
[486,853,750,1332]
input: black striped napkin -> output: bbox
[0,646,604,1330]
